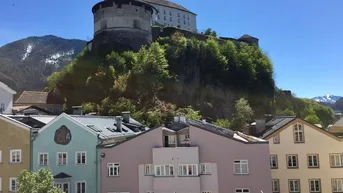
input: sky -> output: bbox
[0,0,342,98]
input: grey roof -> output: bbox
[262,117,296,138]
[143,0,195,14]
[333,116,343,127]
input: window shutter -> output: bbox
[206,164,211,174]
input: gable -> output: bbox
[265,118,342,142]
[0,114,31,131]
[0,82,16,95]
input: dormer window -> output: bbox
[293,124,304,143]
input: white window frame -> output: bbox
[309,179,321,193]
[308,154,319,168]
[270,155,278,169]
[146,191,154,193]
[75,181,86,193]
[10,149,22,163]
[294,124,304,142]
[178,164,198,176]
[54,182,70,193]
[234,160,249,174]
[75,151,87,165]
[287,155,298,168]
[107,163,120,176]
[235,188,250,192]
[289,179,300,192]
[202,191,212,193]
[57,152,68,166]
[272,179,280,193]
[144,164,154,175]
[9,177,18,192]
[154,165,174,176]
[332,179,343,192]
[38,152,48,166]
[0,177,2,191]
[330,154,343,167]
[0,150,2,163]
[199,163,211,174]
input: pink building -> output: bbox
[99,119,273,193]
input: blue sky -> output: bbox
[0,0,342,98]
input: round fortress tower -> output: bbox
[91,0,156,51]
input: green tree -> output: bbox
[213,118,231,129]
[82,102,99,114]
[17,168,64,193]
[231,98,254,131]
[204,28,217,37]
[175,106,202,120]
[305,115,322,125]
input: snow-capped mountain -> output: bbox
[311,94,342,104]
[0,35,86,92]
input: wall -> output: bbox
[32,115,99,193]
[267,119,343,193]
[189,125,272,193]
[150,3,197,32]
[0,118,30,192]
[100,128,163,193]
[0,86,14,114]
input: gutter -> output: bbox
[30,129,36,172]
[96,134,104,193]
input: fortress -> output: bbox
[87,0,259,52]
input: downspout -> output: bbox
[30,129,37,172]
[96,134,104,193]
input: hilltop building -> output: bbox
[144,0,197,32]
[0,81,16,114]
[99,118,272,193]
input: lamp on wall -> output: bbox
[100,153,106,160]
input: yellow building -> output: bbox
[262,117,343,193]
[0,114,31,192]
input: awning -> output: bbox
[54,172,72,179]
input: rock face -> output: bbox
[0,35,86,92]
[92,29,152,52]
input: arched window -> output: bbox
[293,124,304,143]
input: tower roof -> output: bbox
[143,0,195,15]
[92,0,157,14]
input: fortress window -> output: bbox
[170,11,172,16]
[164,10,166,14]
[183,14,185,19]
[184,20,186,24]
[170,17,172,21]
[178,13,180,17]
[188,15,189,20]
[178,19,180,23]
[164,16,166,20]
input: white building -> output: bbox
[0,82,16,114]
[144,0,197,32]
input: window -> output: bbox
[0,103,5,112]
[184,20,186,25]
[293,124,304,143]
[187,15,189,20]
[57,152,67,166]
[157,14,160,19]
[9,177,18,192]
[332,179,343,192]
[170,17,172,21]
[287,155,298,168]
[289,179,300,192]
[235,189,250,192]
[309,179,321,192]
[164,10,166,14]
[0,150,2,163]
[108,163,120,176]
[178,164,198,176]
[330,154,343,167]
[164,16,166,20]
[234,160,249,174]
[38,153,48,166]
[146,191,154,193]
[272,179,280,193]
[169,11,172,16]
[270,155,278,169]
[155,165,174,176]
[76,181,86,193]
[10,149,22,163]
[199,163,211,174]
[144,164,154,175]
[308,154,319,168]
[178,19,180,23]
[55,182,69,193]
[0,178,2,191]
[202,192,212,193]
[178,13,180,17]
[183,14,185,19]
[76,152,86,165]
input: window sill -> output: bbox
[57,165,67,167]
[330,166,343,168]
[294,141,305,143]
[154,175,175,177]
[271,167,278,169]
[199,173,211,175]
[9,162,23,164]
[287,167,299,169]
[308,166,319,169]
[75,164,87,166]
[178,175,199,177]
[234,173,249,175]
[107,175,120,178]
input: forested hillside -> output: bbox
[45,31,334,128]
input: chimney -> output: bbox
[122,111,130,123]
[116,116,122,132]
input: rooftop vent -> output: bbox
[87,124,102,132]
[106,127,116,132]
[116,116,122,132]
[122,111,130,123]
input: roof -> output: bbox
[333,116,343,127]
[92,0,157,14]
[54,172,71,179]
[0,114,31,131]
[0,81,16,95]
[143,0,195,14]
[15,91,48,104]
[36,113,148,140]
[12,105,52,114]
[239,34,259,40]
[262,117,296,138]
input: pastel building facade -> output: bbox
[32,112,147,193]
[0,82,16,114]
[262,117,343,193]
[100,119,272,193]
[0,115,31,192]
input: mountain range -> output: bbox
[311,94,342,104]
[0,35,86,93]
